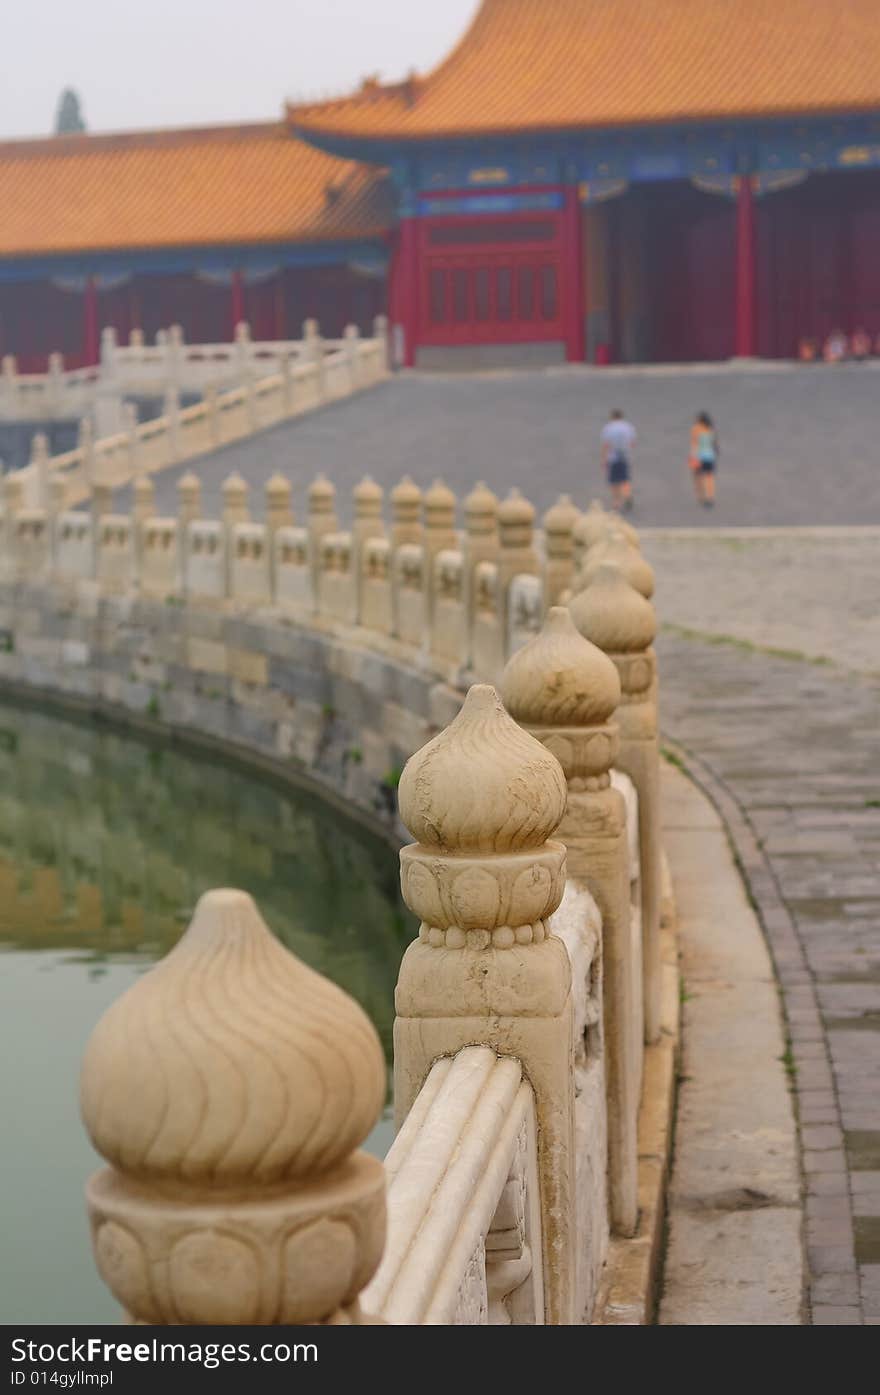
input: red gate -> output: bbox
[417,207,566,347]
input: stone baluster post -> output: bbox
[48,353,64,415]
[122,402,141,479]
[234,320,252,383]
[100,326,117,377]
[498,488,539,650]
[463,480,500,576]
[570,564,662,1045]
[133,474,155,579]
[343,323,361,390]
[80,889,387,1325]
[394,685,577,1324]
[29,432,51,510]
[542,495,581,607]
[221,470,250,527]
[78,416,97,499]
[303,319,324,397]
[89,454,114,523]
[352,475,385,623]
[571,503,639,594]
[265,472,294,534]
[177,470,202,528]
[307,473,338,606]
[163,385,181,462]
[501,607,638,1235]
[390,476,423,548]
[352,475,384,553]
[462,482,500,669]
[423,478,457,560]
[167,323,184,390]
[581,529,654,599]
[423,478,457,627]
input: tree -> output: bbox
[55,89,86,135]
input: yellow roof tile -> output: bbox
[291,0,880,140]
[0,123,391,259]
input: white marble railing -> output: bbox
[5,319,389,508]
[0,478,664,1324]
[0,318,387,422]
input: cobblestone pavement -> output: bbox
[128,362,880,527]
[642,530,880,677]
[659,632,880,1324]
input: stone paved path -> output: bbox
[659,632,880,1324]
[124,362,880,527]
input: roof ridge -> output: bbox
[0,119,288,161]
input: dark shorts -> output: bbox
[608,455,630,485]
[698,459,716,474]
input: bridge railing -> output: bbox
[4,318,390,505]
[0,477,666,1322]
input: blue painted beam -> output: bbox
[0,239,389,286]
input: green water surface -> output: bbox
[0,701,413,1323]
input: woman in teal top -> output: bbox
[689,411,718,508]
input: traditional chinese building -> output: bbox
[3,0,880,370]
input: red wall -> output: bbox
[757,170,880,356]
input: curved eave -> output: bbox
[294,102,879,156]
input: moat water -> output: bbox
[0,700,414,1323]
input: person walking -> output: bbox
[688,411,718,507]
[600,408,636,512]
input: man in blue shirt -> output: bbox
[599,409,637,513]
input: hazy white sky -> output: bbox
[2,0,481,140]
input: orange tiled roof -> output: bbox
[0,123,391,259]
[291,0,880,140]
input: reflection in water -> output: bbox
[0,701,414,1323]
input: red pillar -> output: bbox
[390,218,419,367]
[562,187,586,362]
[230,268,245,336]
[84,275,99,365]
[735,174,757,358]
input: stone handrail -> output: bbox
[0,317,388,422]
[364,1047,543,1324]
[6,319,389,507]
[0,479,664,1323]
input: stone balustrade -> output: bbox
[5,319,390,508]
[0,475,667,1324]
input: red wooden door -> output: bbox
[418,210,565,346]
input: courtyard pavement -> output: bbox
[123,361,880,527]
[659,633,880,1324]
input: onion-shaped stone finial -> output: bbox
[265,470,291,501]
[581,530,654,598]
[570,563,657,654]
[542,495,580,554]
[353,474,383,515]
[308,472,336,514]
[391,474,421,511]
[501,606,620,728]
[464,480,499,534]
[221,470,247,503]
[424,478,456,513]
[81,889,385,1186]
[498,486,535,529]
[398,684,566,856]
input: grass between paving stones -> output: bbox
[660,622,836,668]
